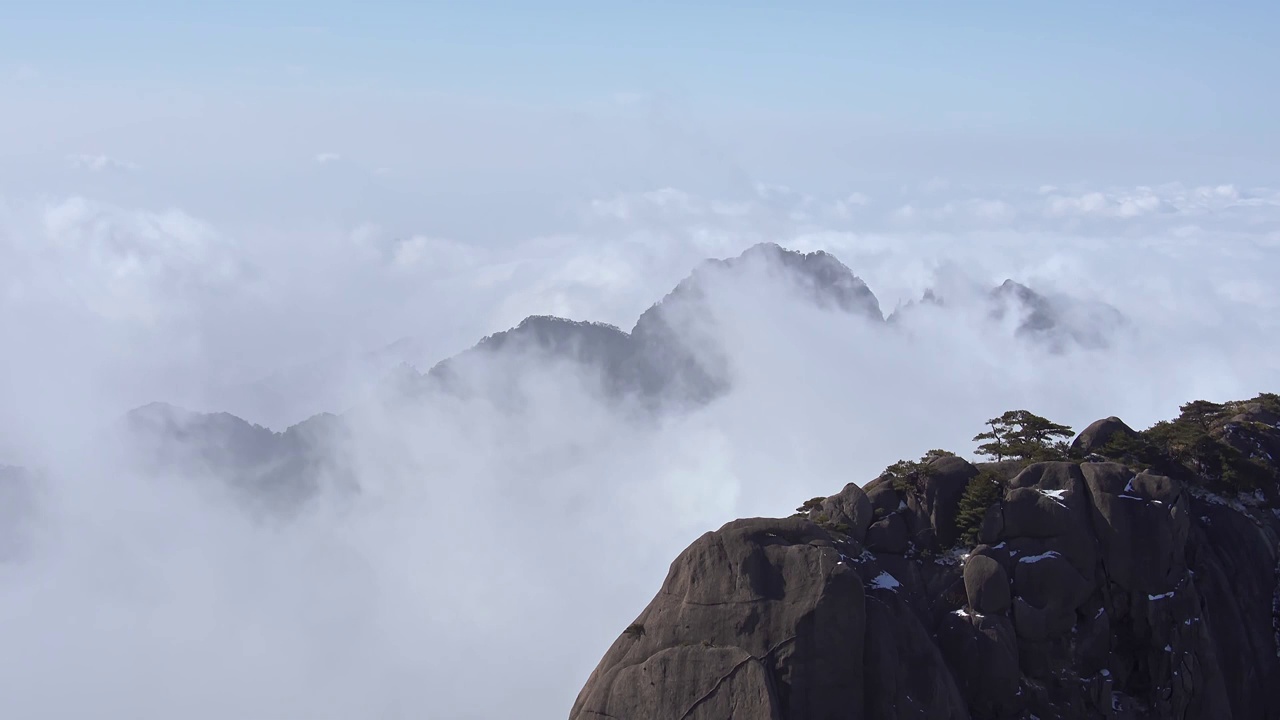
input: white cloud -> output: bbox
[314,152,342,165]
[1,177,1278,719]
[68,154,138,173]
[10,197,240,325]
[389,235,481,271]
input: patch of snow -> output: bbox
[1101,669,1111,677]
[869,571,901,590]
[1037,488,1068,508]
[1164,645,1173,652]
[897,500,907,511]
[1019,550,1062,564]
[1191,487,1253,515]
[1149,591,1175,601]
[1123,478,1136,493]
[1095,607,1105,619]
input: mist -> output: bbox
[2,169,1278,718]
[3,22,1280,713]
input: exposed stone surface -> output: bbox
[568,518,866,720]
[963,555,1010,614]
[1072,416,1140,454]
[573,412,1280,719]
[806,482,874,543]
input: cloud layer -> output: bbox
[1,173,1278,718]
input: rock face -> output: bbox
[572,421,1280,719]
[1072,416,1140,454]
[570,518,868,720]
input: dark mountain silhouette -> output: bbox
[989,279,1127,351]
[423,242,883,405]
[112,242,1125,512]
[571,393,1280,720]
[121,402,354,514]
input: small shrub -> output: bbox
[623,623,646,638]
[796,496,826,514]
[825,521,852,536]
[881,450,953,496]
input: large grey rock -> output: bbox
[920,456,980,548]
[1071,416,1139,454]
[865,513,910,554]
[808,482,874,542]
[963,555,1010,615]
[575,401,1280,720]
[1081,463,1188,593]
[938,611,1020,718]
[569,517,866,720]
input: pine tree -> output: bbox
[954,471,1003,547]
[973,410,1073,462]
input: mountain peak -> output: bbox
[700,242,884,321]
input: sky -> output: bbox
[1,3,1279,719]
[3,1,1279,196]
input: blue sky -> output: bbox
[4,1,1275,128]
[2,1,1277,197]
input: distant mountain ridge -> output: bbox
[106,242,1126,510]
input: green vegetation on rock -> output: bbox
[973,410,1073,462]
[953,469,1002,547]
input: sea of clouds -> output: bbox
[2,118,1279,718]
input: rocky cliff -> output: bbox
[570,394,1280,719]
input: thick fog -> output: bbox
[2,95,1279,718]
